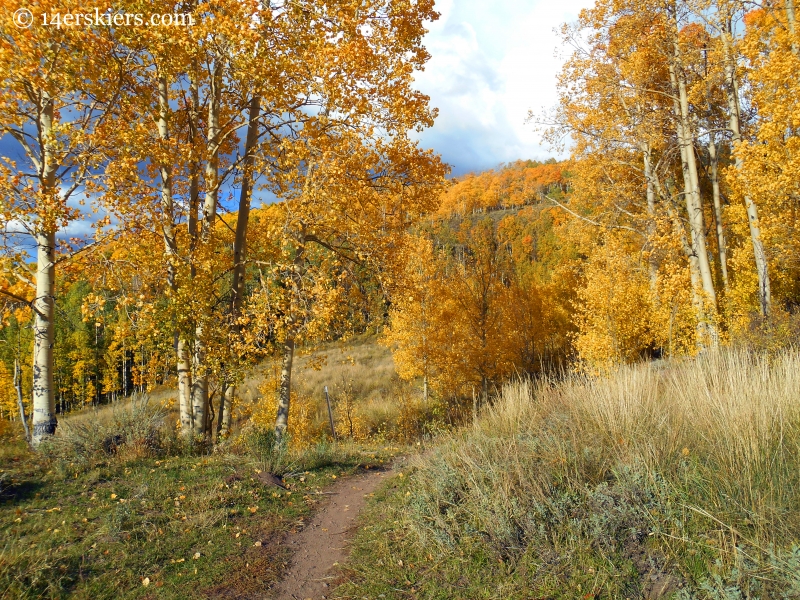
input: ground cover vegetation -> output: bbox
[339,350,800,598]
[0,398,397,598]
[1,0,800,597]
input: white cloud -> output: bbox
[415,0,594,174]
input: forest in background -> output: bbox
[3,0,800,447]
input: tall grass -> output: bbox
[388,348,800,597]
[40,393,178,469]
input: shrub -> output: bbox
[40,394,169,470]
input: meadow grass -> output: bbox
[337,348,800,599]
[0,400,396,599]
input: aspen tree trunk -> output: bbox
[220,95,262,429]
[14,359,30,443]
[157,75,193,433]
[179,70,201,434]
[786,0,798,55]
[667,8,718,345]
[192,62,222,438]
[219,385,233,438]
[642,149,660,301]
[707,138,730,295]
[656,174,708,349]
[720,27,771,316]
[671,69,717,306]
[667,198,707,346]
[274,337,295,444]
[31,230,56,445]
[273,225,308,444]
[32,91,59,446]
[230,95,261,324]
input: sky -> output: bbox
[414,0,594,176]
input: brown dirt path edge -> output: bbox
[269,467,392,600]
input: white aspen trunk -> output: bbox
[32,91,59,446]
[667,10,718,345]
[720,27,772,316]
[32,230,56,445]
[14,358,31,443]
[157,75,194,434]
[674,75,717,307]
[707,138,730,295]
[666,196,707,348]
[274,337,295,444]
[192,61,222,438]
[786,0,798,55]
[191,340,208,437]
[180,70,200,433]
[177,338,193,432]
[642,149,660,302]
[655,172,708,350]
[219,384,233,438]
[272,224,309,444]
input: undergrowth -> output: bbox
[0,400,395,599]
[338,348,800,599]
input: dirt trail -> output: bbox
[270,467,391,600]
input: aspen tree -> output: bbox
[0,3,120,444]
[708,1,771,315]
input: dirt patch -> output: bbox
[270,467,392,600]
[201,524,292,599]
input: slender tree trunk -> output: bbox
[673,74,717,307]
[221,95,262,416]
[179,69,201,433]
[274,337,295,444]
[177,339,193,431]
[667,10,718,345]
[720,27,771,316]
[157,75,194,434]
[14,359,30,443]
[218,383,233,438]
[656,173,708,350]
[32,230,56,445]
[31,89,60,446]
[230,95,261,321]
[643,149,660,302]
[707,138,729,296]
[787,0,798,55]
[192,61,222,438]
[667,196,707,348]
[191,338,208,437]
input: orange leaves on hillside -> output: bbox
[436,160,567,217]
[385,212,574,400]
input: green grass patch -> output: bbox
[0,431,395,599]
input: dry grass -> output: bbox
[340,348,800,598]
[61,387,178,430]
[61,336,397,433]
[243,335,398,401]
[239,336,440,441]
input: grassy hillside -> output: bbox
[337,349,800,599]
